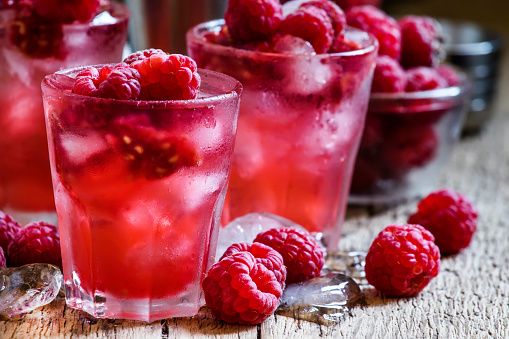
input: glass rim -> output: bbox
[186,19,379,59]
[42,66,243,109]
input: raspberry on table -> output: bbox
[254,227,324,284]
[123,48,166,64]
[408,189,478,254]
[130,53,201,100]
[220,242,287,289]
[0,210,22,255]
[202,251,283,325]
[365,224,440,297]
[224,0,283,42]
[346,5,401,59]
[0,247,6,268]
[371,55,406,93]
[7,221,62,270]
[405,66,447,92]
[399,15,442,69]
[279,5,334,54]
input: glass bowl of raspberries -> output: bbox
[346,7,472,205]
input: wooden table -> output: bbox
[2,34,509,339]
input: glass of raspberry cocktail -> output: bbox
[42,61,242,321]
[0,1,129,224]
[187,18,378,250]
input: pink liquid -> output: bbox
[0,3,128,218]
[187,22,378,249]
[42,67,241,321]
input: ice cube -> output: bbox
[324,251,367,285]
[0,264,63,318]
[216,213,305,261]
[271,35,315,55]
[283,57,334,96]
[276,273,364,326]
[60,131,108,166]
[282,0,313,16]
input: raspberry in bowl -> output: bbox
[0,0,129,224]
[41,53,242,322]
[186,0,379,251]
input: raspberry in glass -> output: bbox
[220,242,287,288]
[7,221,62,269]
[33,0,101,24]
[365,224,440,297]
[0,247,5,268]
[399,15,442,69]
[202,251,283,325]
[330,33,363,53]
[123,48,166,64]
[408,189,478,254]
[371,55,406,93]
[437,64,461,87]
[224,0,283,42]
[279,5,334,54]
[300,0,346,36]
[346,5,401,59]
[405,66,447,92]
[0,211,22,254]
[130,53,201,100]
[254,227,324,284]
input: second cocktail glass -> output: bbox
[42,66,242,322]
[187,20,378,250]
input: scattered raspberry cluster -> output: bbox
[0,211,62,269]
[7,0,103,59]
[72,49,201,101]
[365,189,477,297]
[211,0,363,54]
[203,226,324,325]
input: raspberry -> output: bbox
[0,210,22,255]
[130,53,201,100]
[123,48,166,65]
[224,0,283,42]
[332,0,382,10]
[437,64,461,87]
[330,33,363,53]
[220,242,287,288]
[106,114,200,179]
[381,124,438,177]
[202,251,282,325]
[73,63,142,100]
[279,5,334,54]
[7,221,62,269]
[254,227,324,283]
[405,67,447,92]
[399,15,442,69]
[371,55,406,93]
[300,0,346,36]
[33,0,100,23]
[346,5,401,59]
[408,189,478,254]
[0,247,5,268]
[365,224,440,297]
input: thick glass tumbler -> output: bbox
[42,67,242,322]
[0,2,129,224]
[187,20,378,250]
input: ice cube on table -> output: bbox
[0,264,63,319]
[324,251,367,284]
[276,273,364,326]
[216,213,306,261]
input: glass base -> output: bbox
[64,279,202,322]
[3,208,58,226]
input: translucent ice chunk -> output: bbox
[0,264,63,318]
[92,11,118,25]
[271,35,315,55]
[282,0,313,16]
[324,251,367,285]
[216,213,305,261]
[276,273,364,326]
[60,131,108,166]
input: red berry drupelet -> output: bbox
[371,55,406,93]
[365,224,440,297]
[224,0,283,42]
[346,5,401,59]
[7,221,62,269]
[0,210,22,254]
[220,242,287,288]
[254,227,324,284]
[202,251,283,325]
[130,53,201,100]
[399,15,442,69]
[408,189,478,254]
